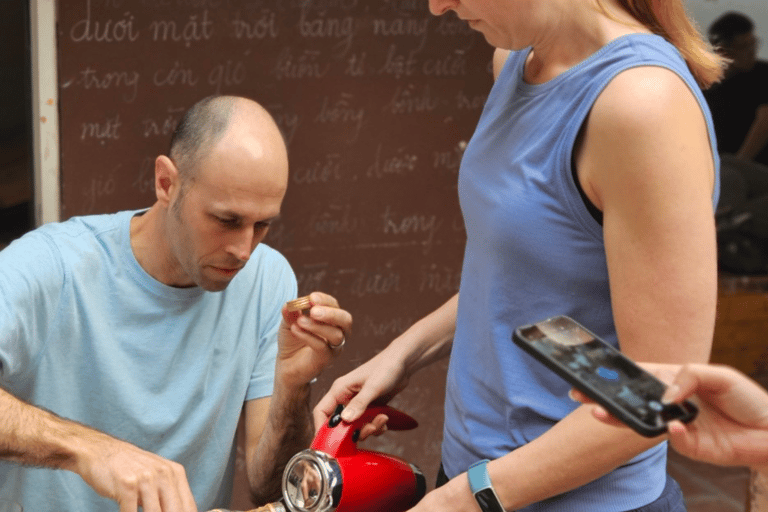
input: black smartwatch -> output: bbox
[467,459,505,512]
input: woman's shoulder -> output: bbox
[594,65,703,137]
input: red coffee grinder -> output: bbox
[280,405,426,512]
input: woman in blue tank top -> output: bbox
[316,1,725,511]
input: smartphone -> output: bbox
[512,315,698,437]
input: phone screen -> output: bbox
[514,316,697,437]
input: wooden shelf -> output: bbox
[712,275,768,376]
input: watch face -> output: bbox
[475,489,506,512]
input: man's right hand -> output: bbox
[74,431,198,512]
[0,387,198,511]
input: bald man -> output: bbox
[0,96,351,512]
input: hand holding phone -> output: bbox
[512,316,698,437]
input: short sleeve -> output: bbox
[244,249,298,401]
[0,231,65,384]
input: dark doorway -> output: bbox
[0,0,33,249]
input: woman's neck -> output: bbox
[523,0,650,84]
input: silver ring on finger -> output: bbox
[328,335,346,351]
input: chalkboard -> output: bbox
[56,0,494,507]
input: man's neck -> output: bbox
[129,205,180,286]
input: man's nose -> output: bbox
[230,224,270,261]
[229,228,256,262]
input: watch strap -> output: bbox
[467,459,493,493]
[467,459,506,512]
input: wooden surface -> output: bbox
[712,276,768,377]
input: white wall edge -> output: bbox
[30,0,60,225]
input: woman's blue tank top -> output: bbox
[442,34,719,511]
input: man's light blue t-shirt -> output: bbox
[0,209,297,511]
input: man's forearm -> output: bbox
[247,382,313,505]
[0,387,199,509]
[0,387,85,469]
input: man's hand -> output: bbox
[276,292,352,389]
[0,388,197,511]
[73,430,197,512]
[244,292,352,503]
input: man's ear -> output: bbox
[155,155,179,205]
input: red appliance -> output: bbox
[280,405,426,512]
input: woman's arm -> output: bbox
[576,66,717,365]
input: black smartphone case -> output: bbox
[512,316,697,438]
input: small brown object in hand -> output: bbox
[285,296,312,315]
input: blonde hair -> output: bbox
[600,0,726,88]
